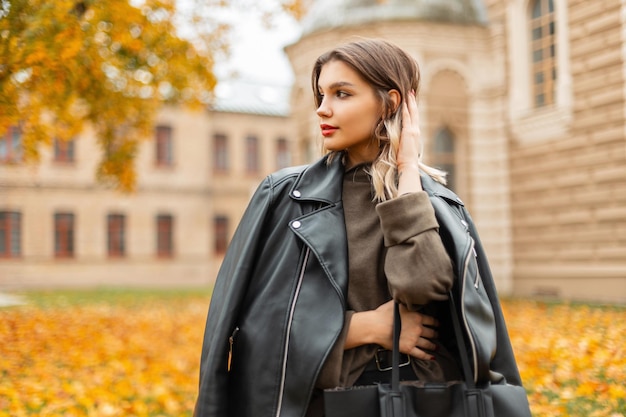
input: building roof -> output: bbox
[301,0,488,35]
[210,79,291,117]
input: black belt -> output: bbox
[364,348,411,372]
[357,349,417,386]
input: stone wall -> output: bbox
[507,0,626,302]
[0,106,297,289]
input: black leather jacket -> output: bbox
[194,155,523,417]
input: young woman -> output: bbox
[194,38,523,417]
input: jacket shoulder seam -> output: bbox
[267,165,308,189]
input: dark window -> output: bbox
[245,135,259,174]
[0,126,22,163]
[213,133,229,173]
[53,138,75,163]
[156,214,174,258]
[54,213,75,258]
[530,0,557,108]
[155,125,173,166]
[107,214,126,258]
[276,137,291,170]
[214,215,229,254]
[0,211,21,258]
[536,93,545,107]
[432,127,457,192]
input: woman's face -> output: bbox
[316,60,382,168]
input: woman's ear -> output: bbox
[387,89,401,114]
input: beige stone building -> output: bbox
[286,0,626,302]
[0,81,296,288]
[1,0,625,302]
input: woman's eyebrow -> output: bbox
[320,81,356,90]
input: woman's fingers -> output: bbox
[398,308,441,359]
[409,345,435,361]
[408,334,437,360]
[397,92,421,168]
[405,334,437,361]
[402,101,411,126]
[379,303,440,360]
[419,325,438,340]
[402,91,419,128]
[408,90,419,125]
[416,335,438,351]
[417,313,439,327]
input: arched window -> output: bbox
[432,126,456,191]
[530,0,556,107]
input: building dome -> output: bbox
[301,0,488,35]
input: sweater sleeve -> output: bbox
[376,191,454,309]
[315,311,379,389]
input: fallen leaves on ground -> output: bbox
[502,300,626,417]
[0,296,208,417]
[0,295,624,416]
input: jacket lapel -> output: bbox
[288,156,349,299]
[289,155,344,203]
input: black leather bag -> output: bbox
[324,297,532,417]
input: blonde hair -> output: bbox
[312,38,446,202]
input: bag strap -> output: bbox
[390,292,476,390]
[391,302,402,390]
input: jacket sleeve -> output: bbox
[194,177,274,417]
[376,191,454,309]
[463,209,524,386]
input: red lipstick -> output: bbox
[320,124,338,137]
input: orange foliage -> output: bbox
[1,297,624,416]
[1,0,227,191]
[0,0,306,191]
[502,300,626,417]
[280,0,312,21]
[0,297,208,417]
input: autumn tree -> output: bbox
[0,0,307,191]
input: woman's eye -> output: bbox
[336,91,349,98]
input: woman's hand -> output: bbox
[374,300,438,360]
[396,91,423,195]
[345,300,438,360]
[397,90,421,170]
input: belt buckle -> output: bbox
[375,348,411,372]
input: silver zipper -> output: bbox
[472,246,480,289]
[460,238,479,383]
[275,247,310,417]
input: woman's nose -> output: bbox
[316,100,331,117]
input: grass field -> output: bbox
[1,288,624,417]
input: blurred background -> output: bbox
[1,0,625,302]
[1,2,625,416]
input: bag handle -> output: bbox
[390,292,476,390]
[391,302,402,390]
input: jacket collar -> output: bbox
[290,154,344,205]
[420,172,465,206]
[290,155,464,207]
